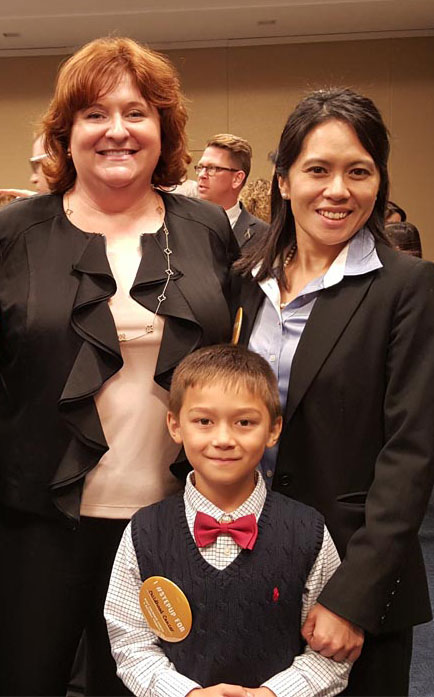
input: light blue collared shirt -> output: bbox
[248,227,382,485]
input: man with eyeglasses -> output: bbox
[0,133,50,199]
[195,134,269,247]
[29,134,50,194]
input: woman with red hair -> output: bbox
[0,37,237,695]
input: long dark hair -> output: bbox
[236,87,391,284]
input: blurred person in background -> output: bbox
[385,221,422,258]
[0,132,50,198]
[29,132,50,193]
[385,199,407,223]
[0,192,17,208]
[196,133,269,247]
[240,177,272,224]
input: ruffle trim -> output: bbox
[51,234,122,521]
[50,229,203,522]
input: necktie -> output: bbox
[194,511,258,550]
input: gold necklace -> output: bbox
[65,193,173,340]
[118,219,173,341]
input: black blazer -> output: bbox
[232,203,269,248]
[0,192,238,523]
[235,243,434,634]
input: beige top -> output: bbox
[80,233,181,519]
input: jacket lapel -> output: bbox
[131,232,195,322]
[235,275,266,345]
[130,231,202,389]
[283,272,376,424]
[131,196,233,388]
[233,206,254,246]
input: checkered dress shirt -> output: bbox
[105,472,351,697]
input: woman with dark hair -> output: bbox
[0,37,237,696]
[234,88,434,696]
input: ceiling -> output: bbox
[0,0,433,56]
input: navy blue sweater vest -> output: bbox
[131,491,324,687]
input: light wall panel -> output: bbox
[0,37,432,257]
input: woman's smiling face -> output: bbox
[69,73,161,195]
[279,118,380,253]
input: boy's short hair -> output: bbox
[169,344,281,423]
[206,133,252,182]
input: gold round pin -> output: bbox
[139,576,192,642]
[231,306,243,345]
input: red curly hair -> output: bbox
[42,36,191,193]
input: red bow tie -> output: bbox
[194,511,258,550]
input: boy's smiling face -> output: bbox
[167,380,282,509]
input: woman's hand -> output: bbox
[188,685,254,697]
[302,602,364,662]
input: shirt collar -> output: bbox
[342,226,383,278]
[226,201,242,229]
[254,227,382,293]
[184,470,266,521]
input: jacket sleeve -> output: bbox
[318,259,434,634]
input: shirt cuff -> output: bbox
[262,671,313,697]
[261,653,351,697]
[150,668,201,697]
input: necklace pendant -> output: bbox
[145,325,154,334]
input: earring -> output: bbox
[66,149,72,158]
[281,192,289,200]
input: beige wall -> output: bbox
[1,37,433,257]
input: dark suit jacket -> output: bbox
[232,203,269,248]
[0,192,238,523]
[234,243,434,634]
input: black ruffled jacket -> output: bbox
[0,193,238,526]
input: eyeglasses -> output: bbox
[29,153,48,174]
[194,164,239,177]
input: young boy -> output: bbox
[105,345,350,697]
